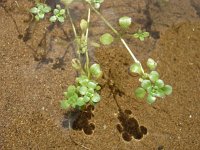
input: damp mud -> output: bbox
[0,0,200,149]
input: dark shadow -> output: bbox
[62,105,95,135]
[116,109,147,141]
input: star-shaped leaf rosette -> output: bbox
[130,58,172,104]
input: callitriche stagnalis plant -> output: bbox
[133,29,150,41]
[60,7,103,110]
[29,0,172,107]
[30,2,51,21]
[50,4,66,23]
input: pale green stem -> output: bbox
[89,4,144,74]
[66,7,81,59]
[85,8,91,78]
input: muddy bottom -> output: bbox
[0,0,200,149]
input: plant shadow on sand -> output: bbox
[62,105,96,135]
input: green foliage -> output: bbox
[119,16,132,29]
[132,58,172,104]
[133,29,150,41]
[100,33,114,45]
[50,5,66,23]
[60,75,101,109]
[61,0,74,6]
[90,64,103,78]
[30,3,51,21]
[86,0,104,9]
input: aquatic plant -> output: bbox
[50,5,66,23]
[133,29,150,41]
[60,8,103,110]
[30,3,51,21]
[119,16,132,29]
[131,58,172,104]
[29,0,172,107]
[82,0,172,104]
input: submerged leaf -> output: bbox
[135,87,146,99]
[119,16,132,29]
[90,64,102,78]
[100,33,114,45]
[147,58,157,70]
[130,63,143,75]
[162,85,172,95]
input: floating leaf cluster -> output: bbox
[30,3,51,21]
[50,5,66,23]
[61,64,102,109]
[133,29,150,41]
[130,58,172,104]
[61,75,101,109]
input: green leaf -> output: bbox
[119,16,132,29]
[162,85,172,95]
[30,7,38,14]
[90,64,102,79]
[154,89,165,98]
[38,13,44,19]
[53,9,59,15]
[139,36,145,41]
[67,85,76,98]
[135,87,146,99]
[61,0,74,6]
[141,80,151,89]
[155,79,164,88]
[76,97,85,106]
[130,63,143,74]
[149,71,159,82]
[147,94,156,104]
[95,85,101,91]
[83,96,90,103]
[58,16,65,23]
[147,58,157,70]
[43,6,51,13]
[59,9,65,15]
[50,16,57,22]
[87,81,97,89]
[133,33,139,38]
[143,32,150,37]
[60,100,70,109]
[100,33,114,45]
[80,19,88,32]
[91,93,101,103]
[79,86,88,95]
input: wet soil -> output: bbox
[0,0,200,149]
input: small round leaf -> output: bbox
[147,58,157,70]
[50,16,57,22]
[90,64,102,79]
[135,87,146,99]
[149,71,159,82]
[162,85,172,95]
[79,86,88,95]
[147,94,156,104]
[130,63,143,74]
[100,33,114,45]
[155,79,164,88]
[119,16,132,29]
[141,80,151,89]
[60,100,70,109]
[91,93,101,103]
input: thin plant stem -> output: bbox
[85,8,91,78]
[89,4,144,74]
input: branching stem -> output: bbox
[89,4,144,74]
